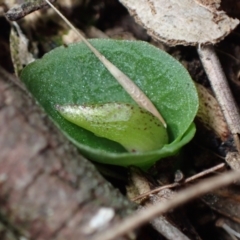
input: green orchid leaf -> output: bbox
[56,103,168,152]
[20,39,199,168]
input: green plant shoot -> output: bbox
[20,39,198,169]
[19,1,199,169]
[56,103,168,152]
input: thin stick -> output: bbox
[216,219,240,239]
[90,170,240,240]
[184,162,225,182]
[132,162,225,201]
[5,0,56,21]
[44,0,167,127]
[198,45,240,152]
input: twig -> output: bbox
[147,192,191,240]
[184,162,225,182]
[5,0,56,21]
[216,219,240,240]
[198,45,240,152]
[90,170,240,240]
[130,169,192,239]
[132,163,225,201]
[150,214,191,240]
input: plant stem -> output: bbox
[198,45,240,152]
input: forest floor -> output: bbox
[1,1,240,240]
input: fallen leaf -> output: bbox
[119,0,239,46]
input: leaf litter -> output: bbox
[5,0,240,239]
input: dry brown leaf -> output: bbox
[119,0,239,46]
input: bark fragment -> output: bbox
[0,70,135,240]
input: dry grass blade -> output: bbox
[5,0,56,21]
[44,0,166,127]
